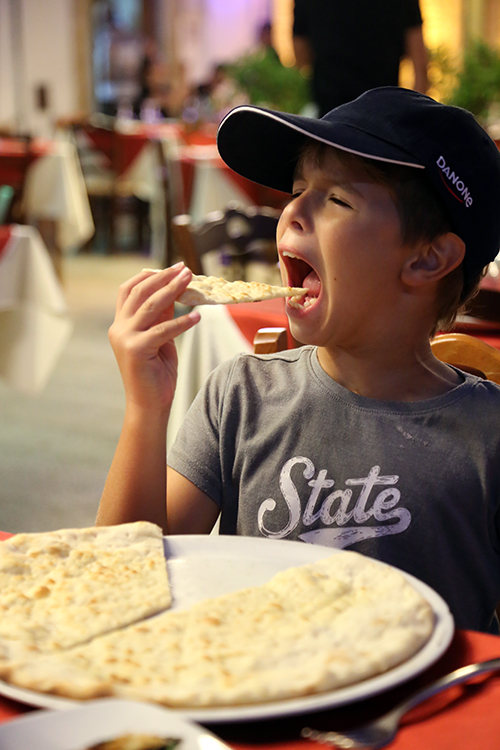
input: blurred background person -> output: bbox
[293,0,428,116]
[258,20,280,62]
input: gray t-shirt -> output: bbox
[169,346,500,632]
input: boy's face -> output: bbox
[277,146,412,350]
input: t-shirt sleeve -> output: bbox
[292,0,309,37]
[167,358,236,507]
[403,0,423,28]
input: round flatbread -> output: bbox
[0,550,434,708]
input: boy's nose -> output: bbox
[280,193,312,233]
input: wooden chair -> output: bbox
[71,117,149,254]
[430,332,500,384]
[253,328,500,384]
[155,139,175,268]
[253,327,289,354]
[172,203,280,278]
[253,326,289,354]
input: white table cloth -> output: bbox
[0,225,73,394]
[167,305,251,451]
[25,140,95,253]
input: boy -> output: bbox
[97,87,500,632]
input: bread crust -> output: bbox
[178,275,307,305]
[0,522,170,667]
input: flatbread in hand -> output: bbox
[178,274,307,306]
[0,551,434,708]
[0,522,170,667]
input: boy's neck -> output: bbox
[316,341,463,402]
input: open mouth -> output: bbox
[281,251,321,310]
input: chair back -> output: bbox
[172,203,280,277]
[253,327,289,354]
[155,139,175,268]
[253,329,500,384]
[430,332,500,384]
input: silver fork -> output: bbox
[301,657,500,749]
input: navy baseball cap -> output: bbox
[217,87,500,292]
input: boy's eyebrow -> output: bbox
[293,167,365,198]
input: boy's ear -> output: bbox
[401,232,466,288]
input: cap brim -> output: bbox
[216,105,424,193]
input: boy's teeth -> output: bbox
[288,296,315,310]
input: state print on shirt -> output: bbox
[257,457,411,547]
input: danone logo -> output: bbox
[437,156,473,207]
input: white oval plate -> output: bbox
[0,536,454,723]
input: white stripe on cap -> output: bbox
[221,106,426,170]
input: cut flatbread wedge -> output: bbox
[0,522,170,667]
[0,551,434,708]
[177,274,308,306]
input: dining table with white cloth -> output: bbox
[23,139,94,254]
[0,224,73,394]
[95,119,288,266]
[167,299,292,450]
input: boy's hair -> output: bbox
[299,141,483,336]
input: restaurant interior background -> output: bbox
[1,0,500,534]
[2,0,500,141]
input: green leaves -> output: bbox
[441,41,500,123]
[227,49,311,114]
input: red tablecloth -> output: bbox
[226,298,500,354]
[0,225,12,256]
[82,126,150,177]
[227,297,294,348]
[0,139,53,187]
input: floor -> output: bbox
[0,252,148,534]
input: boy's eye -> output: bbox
[329,195,351,208]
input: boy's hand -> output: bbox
[108,263,201,412]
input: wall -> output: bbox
[168,0,273,87]
[0,0,78,136]
[0,0,19,131]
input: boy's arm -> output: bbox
[96,263,202,532]
[293,35,313,70]
[404,25,428,94]
[166,467,220,534]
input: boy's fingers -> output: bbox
[131,266,193,328]
[130,309,201,353]
[115,263,187,314]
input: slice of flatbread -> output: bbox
[0,522,170,667]
[0,551,434,707]
[178,274,307,306]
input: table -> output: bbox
[0,224,73,394]
[0,525,497,750]
[0,137,94,265]
[79,120,288,266]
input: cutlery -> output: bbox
[301,656,500,749]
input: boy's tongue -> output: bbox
[303,269,321,297]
